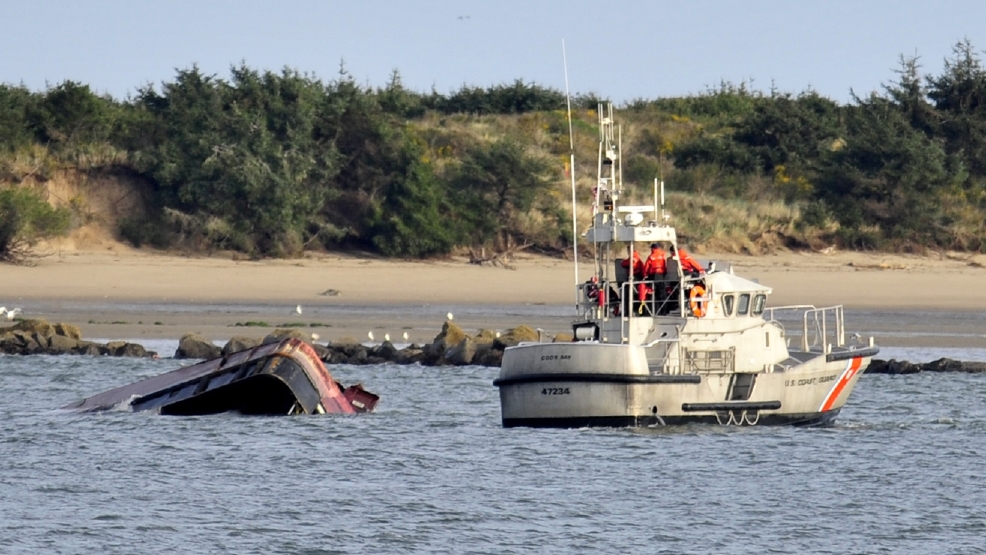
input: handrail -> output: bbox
[762,304,844,352]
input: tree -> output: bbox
[0,187,71,264]
[448,138,556,250]
[926,39,986,177]
[28,81,115,146]
[883,54,939,136]
[0,85,36,152]
[816,94,953,248]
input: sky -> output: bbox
[4,0,986,105]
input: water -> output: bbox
[2,347,986,554]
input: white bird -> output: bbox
[367,331,374,341]
[495,331,501,339]
[4,308,20,321]
[0,307,6,318]
[446,312,454,321]
[311,333,320,341]
[384,333,391,342]
[295,305,303,315]
[402,331,409,341]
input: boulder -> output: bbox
[921,358,986,373]
[866,359,919,374]
[474,345,504,367]
[74,341,106,356]
[493,325,540,349]
[347,348,368,364]
[104,341,128,356]
[53,323,82,340]
[32,332,51,350]
[372,341,399,362]
[311,343,331,361]
[446,337,477,365]
[47,334,82,354]
[394,348,426,365]
[337,343,368,359]
[262,328,307,345]
[428,322,467,358]
[9,318,56,338]
[474,329,498,345]
[223,336,262,356]
[960,361,986,373]
[332,336,361,347]
[119,343,150,358]
[175,333,221,360]
[327,351,348,365]
[6,330,40,354]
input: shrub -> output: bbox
[0,186,71,264]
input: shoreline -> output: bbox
[2,247,985,350]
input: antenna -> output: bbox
[563,40,579,304]
[660,152,667,222]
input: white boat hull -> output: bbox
[494,342,876,428]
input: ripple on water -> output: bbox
[2,354,986,553]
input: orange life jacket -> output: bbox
[643,248,666,277]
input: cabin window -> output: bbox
[737,293,751,315]
[752,294,766,316]
[722,294,735,316]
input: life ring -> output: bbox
[689,284,707,318]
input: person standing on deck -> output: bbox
[621,246,644,280]
[643,243,667,279]
[671,244,705,277]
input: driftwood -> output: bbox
[468,243,531,269]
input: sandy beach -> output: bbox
[2,241,986,350]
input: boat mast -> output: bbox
[597,102,622,294]
[562,40,579,307]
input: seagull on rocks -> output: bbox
[367,331,375,341]
[296,305,303,315]
[384,333,391,342]
[310,333,320,341]
[446,312,454,321]
[402,331,409,341]
[3,308,20,321]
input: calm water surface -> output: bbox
[2,346,986,554]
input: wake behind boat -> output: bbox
[493,104,878,428]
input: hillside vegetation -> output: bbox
[2,39,986,262]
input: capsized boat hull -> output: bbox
[494,342,875,428]
[63,338,378,416]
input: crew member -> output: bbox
[643,243,667,279]
[621,246,644,280]
[670,245,705,277]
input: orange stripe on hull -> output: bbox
[819,356,862,412]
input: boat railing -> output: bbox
[577,277,683,321]
[683,347,736,374]
[765,304,844,353]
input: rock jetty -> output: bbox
[5,319,985,374]
[866,358,986,375]
[203,322,543,367]
[0,319,154,357]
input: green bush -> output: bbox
[0,187,71,263]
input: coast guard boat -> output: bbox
[494,104,879,428]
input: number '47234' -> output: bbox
[541,387,570,395]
